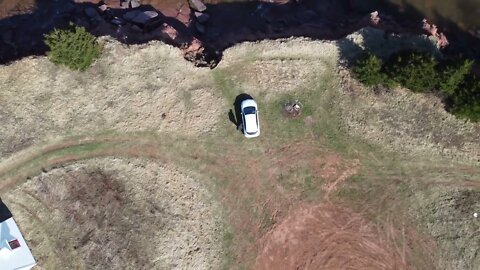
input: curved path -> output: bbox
[0,132,192,194]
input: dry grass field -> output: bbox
[0,29,479,269]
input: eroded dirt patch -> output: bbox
[254,203,409,270]
[3,158,223,269]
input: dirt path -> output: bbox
[0,133,168,193]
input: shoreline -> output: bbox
[0,0,479,67]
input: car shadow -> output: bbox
[228,93,253,132]
[228,109,236,126]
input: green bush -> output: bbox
[44,23,102,71]
[447,75,480,122]
[351,50,480,122]
[352,54,390,86]
[439,59,473,95]
[385,52,439,92]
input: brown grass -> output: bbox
[4,158,223,269]
[0,35,478,270]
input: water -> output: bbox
[377,0,480,31]
[207,0,480,33]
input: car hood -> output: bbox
[244,114,258,134]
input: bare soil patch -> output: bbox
[2,158,223,269]
[254,202,409,270]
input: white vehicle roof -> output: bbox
[241,99,257,109]
[0,218,36,270]
[244,114,258,134]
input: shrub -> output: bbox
[439,59,473,95]
[351,49,480,122]
[44,23,102,71]
[385,51,439,92]
[352,54,390,86]
[447,75,480,122]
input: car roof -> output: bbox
[244,114,258,133]
[241,99,257,109]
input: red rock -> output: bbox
[195,11,209,23]
[189,0,206,12]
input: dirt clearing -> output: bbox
[2,157,223,269]
[254,203,410,270]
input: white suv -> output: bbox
[240,99,260,138]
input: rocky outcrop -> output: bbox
[422,19,449,48]
[120,0,140,9]
[124,10,159,25]
[183,39,220,68]
[188,0,206,12]
[194,12,209,24]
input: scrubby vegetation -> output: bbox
[352,54,388,87]
[353,51,480,121]
[384,52,438,92]
[44,23,102,71]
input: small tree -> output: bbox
[448,75,480,122]
[385,52,439,92]
[44,23,102,71]
[439,59,473,95]
[352,54,390,86]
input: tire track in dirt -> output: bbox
[254,202,418,270]
[0,133,170,194]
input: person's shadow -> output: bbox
[228,93,253,131]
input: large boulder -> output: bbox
[123,10,141,21]
[194,12,210,24]
[124,10,158,25]
[98,4,109,12]
[130,0,141,8]
[84,7,100,19]
[189,0,206,12]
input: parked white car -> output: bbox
[240,99,260,138]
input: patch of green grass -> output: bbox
[221,228,237,270]
[336,187,361,201]
[302,174,322,200]
[181,89,193,109]
[208,50,480,270]
[212,67,246,102]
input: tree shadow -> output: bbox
[337,26,441,68]
[0,0,478,66]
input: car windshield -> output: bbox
[243,106,256,115]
